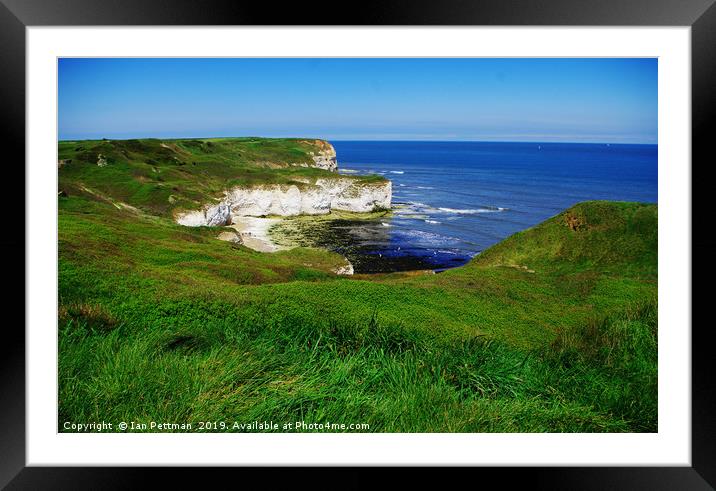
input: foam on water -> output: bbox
[436,206,508,214]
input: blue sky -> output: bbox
[58,58,657,143]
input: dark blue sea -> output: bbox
[328,141,658,273]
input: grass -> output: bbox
[475,200,658,277]
[57,138,657,433]
[59,296,656,432]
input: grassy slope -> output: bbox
[58,139,657,433]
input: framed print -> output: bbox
[3,0,714,487]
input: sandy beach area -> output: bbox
[221,217,286,252]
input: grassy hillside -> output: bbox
[58,137,385,217]
[474,200,658,277]
[57,139,657,433]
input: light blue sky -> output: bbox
[58,58,657,143]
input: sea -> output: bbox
[323,141,658,273]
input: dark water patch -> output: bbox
[273,217,474,274]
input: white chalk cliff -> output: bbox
[176,179,391,226]
[175,141,391,227]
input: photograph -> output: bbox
[57,57,658,434]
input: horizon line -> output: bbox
[57,136,658,146]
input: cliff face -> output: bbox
[176,179,392,226]
[280,140,337,171]
[304,139,337,172]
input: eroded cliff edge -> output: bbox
[173,141,391,226]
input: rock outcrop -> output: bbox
[175,202,231,227]
[206,203,232,226]
[175,179,391,226]
[306,140,338,172]
[333,259,354,275]
[286,140,338,171]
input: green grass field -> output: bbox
[58,138,657,433]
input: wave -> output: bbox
[389,171,405,174]
[436,249,460,255]
[424,219,441,225]
[396,201,508,217]
[397,229,461,245]
[436,206,509,214]
[401,229,450,240]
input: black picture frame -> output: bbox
[2,0,712,487]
